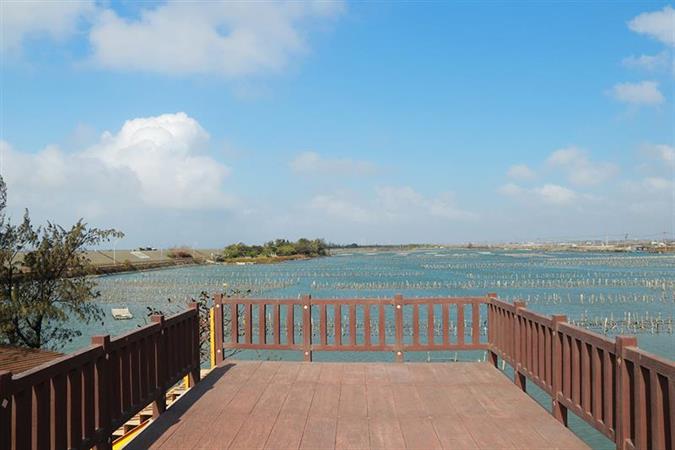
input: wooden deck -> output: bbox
[128,361,589,449]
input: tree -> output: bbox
[0,175,123,349]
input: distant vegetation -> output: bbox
[220,238,328,261]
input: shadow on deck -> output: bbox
[128,361,588,450]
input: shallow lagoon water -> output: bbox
[65,249,673,449]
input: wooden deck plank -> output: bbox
[392,385,427,417]
[132,361,589,450]
[264,415,307,450]
[308,384,341,417]
[431,415,478,449]
[280,383,316,416]
[399,417,443,449]
[368,418,406,449]
[335,417,369,449]
[338,385,368,417]
[300,416,337,450]
[365,385,396,418]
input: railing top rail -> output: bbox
[219,296,490,305]
[488,297,517,312]
[10,344,104,389]
[558,322,616,352]
[623,346,675,377]
[109,321,161,348]
[164,307,198,326]
[517,308,553,327]
[399,296,488,304]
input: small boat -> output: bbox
[111,308,133,320]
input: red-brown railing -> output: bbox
[211,294,489,363]
[0,304,200,450]
[487,298,674,450]
[212,294,673,449]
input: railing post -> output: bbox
[213,294,224,366]
[0,370,12,450]
[188,302,201,386]
[151,314,167,418]
[513,300,527,392]
[486,293,498,367]
[91,335,112,450]
[551,315,567,426]
[615,335,638,450]
[302,294,312,361]
[394,294,404,362]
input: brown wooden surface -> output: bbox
[128,360,589,450]
[0,306,200,450]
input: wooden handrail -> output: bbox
[0,304,200,450]
[214,295,491,362]
[487,298,674,450]
[212,294,674,450]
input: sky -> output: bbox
[1,1,674,247]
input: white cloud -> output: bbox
[375,186,476,221]
[0,0,95,52]
[498,183,524,196]
[534,184,577,205]
[652,144,675,167]
[642,176,674,192]
[290,151,376,176]
[547,147,618,186]
[628,5,675,47]
[310,194,373,223]
[308,186,475,224]
[507,164,535,180]
[498,182,578,206]
[2,112,233,217]
[609,81,665,106]
[88,1,344,77]
[622,51,671,72]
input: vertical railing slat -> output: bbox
[378,304,385,347]
[334,304,342,346]
[634,364,648,449]
[442,303,449,346]
[649,369,665,450]
[472,301,480,345]
[412,304,419,347]
[244,303,252,345]
[33,380,50,450]
[591,347,602,423]
[581,342,591,416]
[54,376,70,449]
[319,303,327,347]
[0,372,11,450]
[364,305,371,348]
[457,304,465,346]
[67,368,82,449]
[428,304,435,347]
[259,304,266,345]
[349,304,357,347]
[273,304,281,346]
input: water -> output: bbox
[66,249,674,449]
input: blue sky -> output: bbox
[1,1,674,247]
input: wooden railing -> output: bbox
[211,294,489,363]
[213,294,673,450]
[0,304,200,450]
[487,298,674,450]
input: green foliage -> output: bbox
[0,176,123,349]
[146,287,250,362]
[221,238,327,260]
